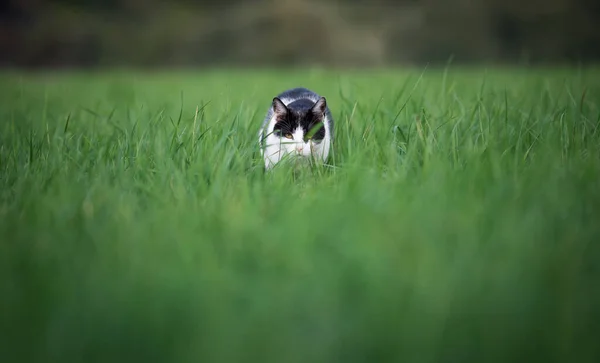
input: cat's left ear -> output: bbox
[311,97,327,117]
[272,97,288,118]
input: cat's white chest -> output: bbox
[262,129,331,170]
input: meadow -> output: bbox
[1,67,600,362]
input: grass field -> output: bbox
[1,67,600,362]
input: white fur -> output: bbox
[261,117,331,169]
[258,96,332,170]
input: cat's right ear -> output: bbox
[272,97,288,118]
[311,97,327,117]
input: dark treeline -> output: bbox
[1,0,599,68]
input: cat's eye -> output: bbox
[284,133,293,139]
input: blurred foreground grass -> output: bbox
[1,67,600,362]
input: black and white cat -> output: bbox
[258,87,334,170]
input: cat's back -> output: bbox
[277,87,321,105]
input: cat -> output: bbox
[258,87,334,170]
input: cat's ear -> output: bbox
[311,97,327,117]
[272,97,288,118]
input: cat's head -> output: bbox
[270,96,327,158]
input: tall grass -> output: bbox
[1,67,600,363]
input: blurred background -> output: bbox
[1,0,599,68]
